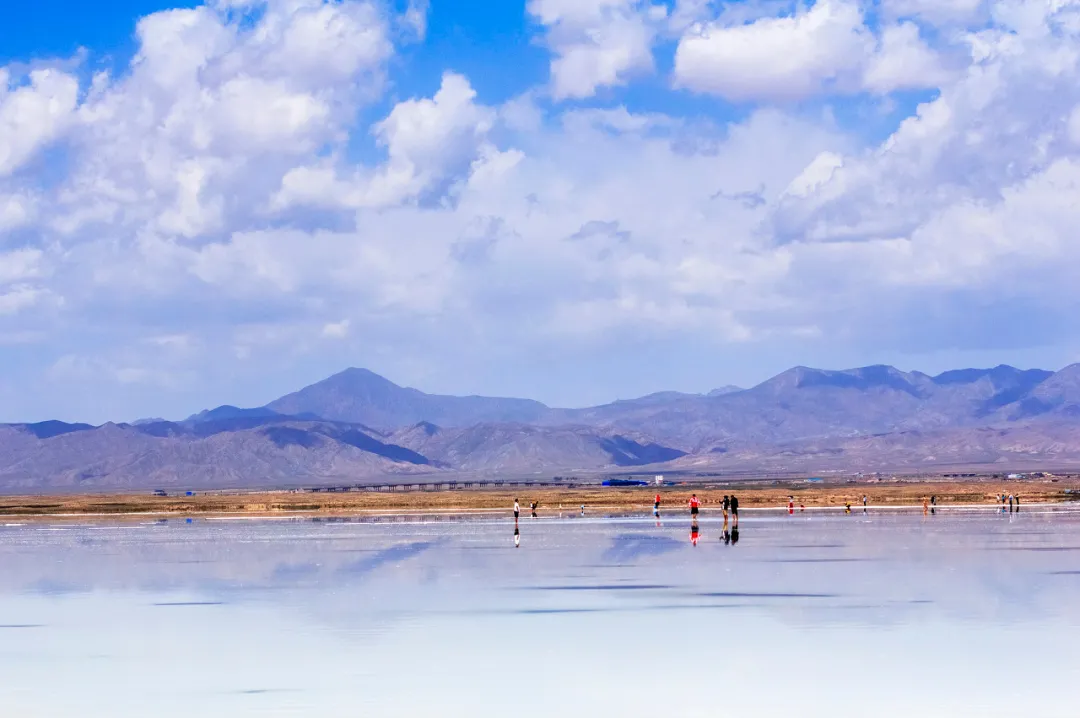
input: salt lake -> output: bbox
[2,506,1079,717]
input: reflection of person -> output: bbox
[1008,494,1015,512]
[722,516,730,545]
[514,499,520,520]
[1015,494,1021,512]
[923,498,929,515]
[788,496,794,515]
[580,504,585,517]
[514,520,520,548]
[689,494,700,517]
[530,501,538,518]
[690,518,700,546]
[731,525,740,545]
[845,502,851,515]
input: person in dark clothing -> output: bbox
[722,495,730,520]
[730,495,739,525]
[530,501,538,519]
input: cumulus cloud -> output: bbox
[4,0,1080,421]
[54,0,393,243]
[863,22,952,93]
[273,71,497,210]
[529,0,667,100]
[0,68,79,177]
[673,0,947,101]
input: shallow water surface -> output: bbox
[2,507,1079,717]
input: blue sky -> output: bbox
[2,0,1080,423]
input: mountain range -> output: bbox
[4,363,1080,493]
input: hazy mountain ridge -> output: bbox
[5,362,1080,493]
[266,368,550,428]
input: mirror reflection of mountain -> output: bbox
[6,363,1080,491]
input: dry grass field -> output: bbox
[1,478,1076,518]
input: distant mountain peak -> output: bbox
[414,421,440,436]
[265,368,549,429]
[707,385,743,397]
[185,405,283,424]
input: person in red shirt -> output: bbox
[654,493,661,518]
[689,494,700,517]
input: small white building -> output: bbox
[655,475,665,485]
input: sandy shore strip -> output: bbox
[0,479,1077,519]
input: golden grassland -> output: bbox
[0,479,1076,518]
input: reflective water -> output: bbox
[2,507,1080,717]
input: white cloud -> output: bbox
[403,0,430,40]
[1068,104,1080,145]
[56,0,392,243]
[274,72,496,210]
[322,319,351,338]
[0,192,35,232]
[883,0,986,26]
[365,72,495,205]
[768,0,1080,321]
[6,0,1080,421]
[673,0,947,101]
[0,286,45,316]
[0,69,79,177]
[675,0,872,100]
[863,22,952,94]
[529,0,666,100]
[0,248,44,285]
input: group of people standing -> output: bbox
[657,493,738,522]
[683,493,739,546]
[512,498,541,548]
[999,493,1021,512]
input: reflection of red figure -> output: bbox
[690,523,700,546]
[788,497,794,515]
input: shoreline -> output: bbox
[0,479,1074,519]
